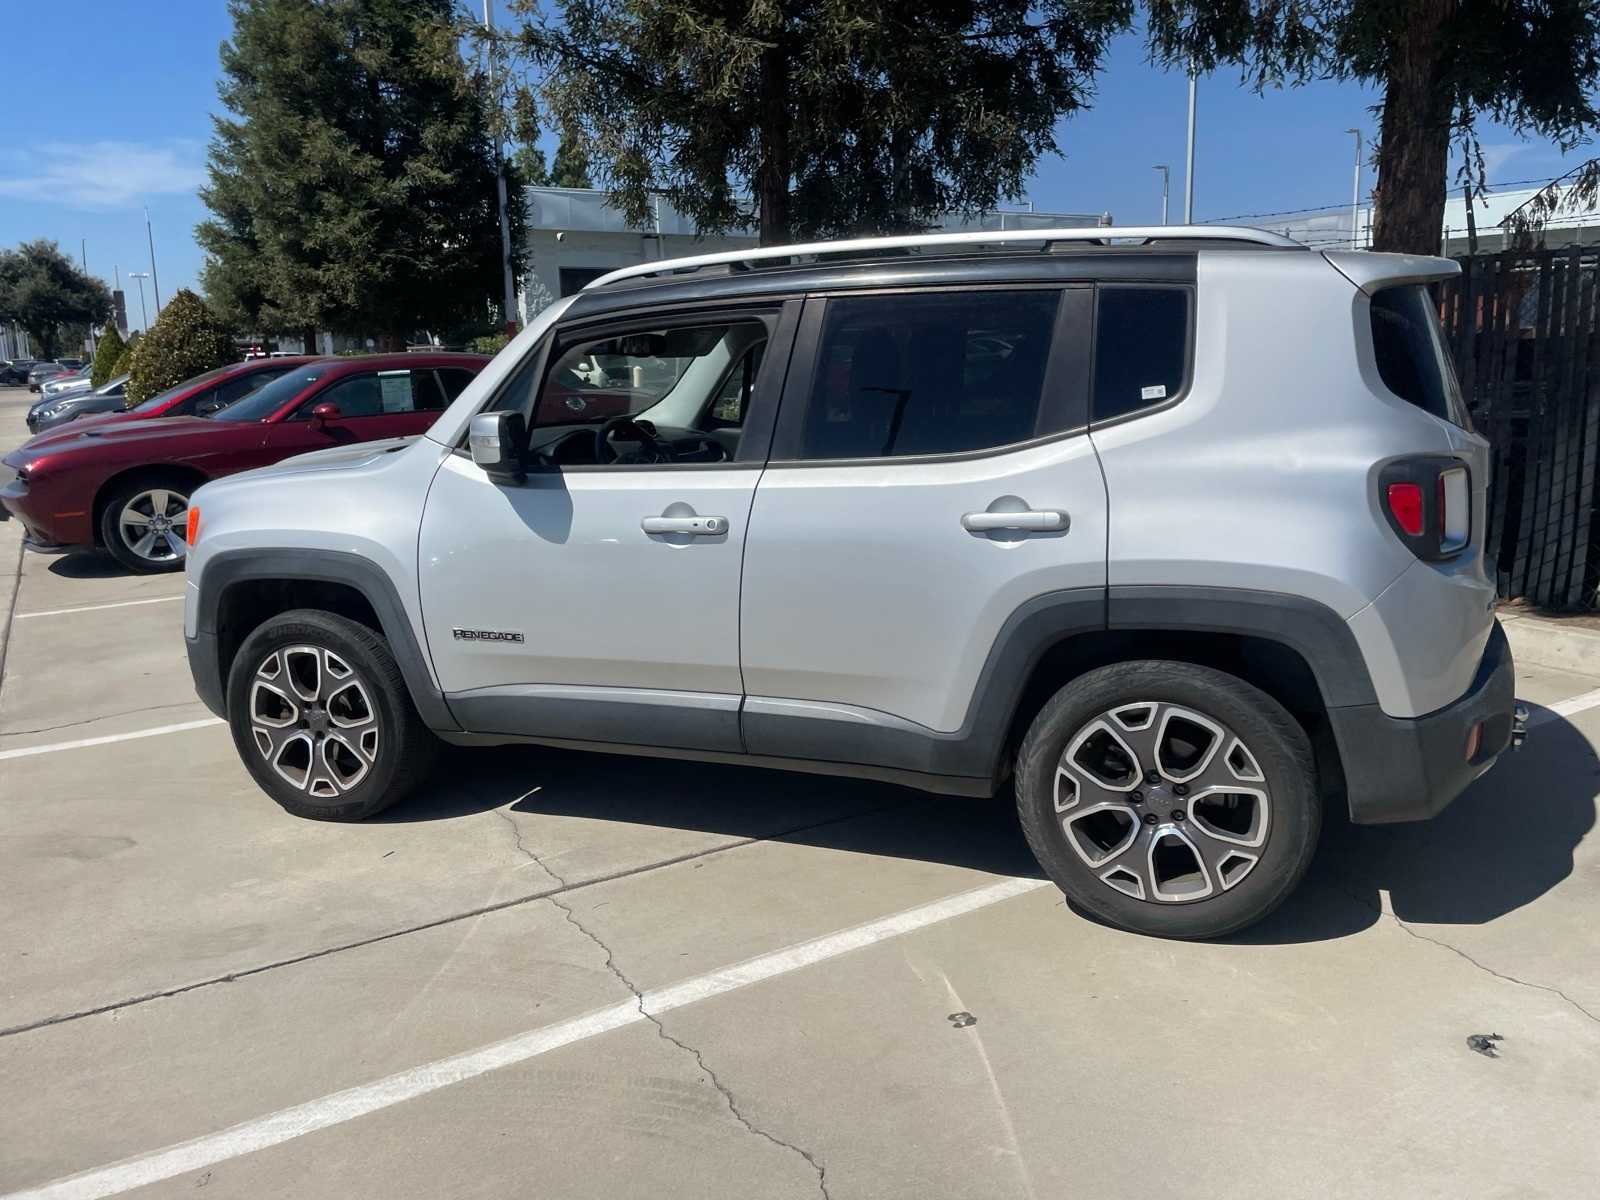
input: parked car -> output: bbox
[177,227,1523,940]
[21,357,320,448]
[26,374,131,434]
[2,353,485,572]
[1,359,41,386]
[38,369,92,400]
[27,363,69,391]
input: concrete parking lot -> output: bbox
[2,382,1599,1199]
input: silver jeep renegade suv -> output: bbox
[184,226,1519,939]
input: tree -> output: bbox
[111,331,142,381]
[0,240,112,359]
[124,290,236,404]
[514,143,550,185]
[549,136,592,188]
[90,321,126,387]
[513,1,1131,245]
[1146,2,1600,255]
[198,0,524,348]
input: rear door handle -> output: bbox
[961,510,1069,532]
[642,514,729,536]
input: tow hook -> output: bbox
[1511,702,1530,749]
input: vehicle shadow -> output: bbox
[1232,705,1598,945]
[379,741,1044,881]
[46,552,124,579]
[377,709,1595,945]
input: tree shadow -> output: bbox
[377,709,1595,945]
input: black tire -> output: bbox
[226,609,439,821]
[1016,660,1320,940]
[98,476,194,574]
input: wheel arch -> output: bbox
[194,548,459,732]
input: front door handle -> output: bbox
[642,514,729,536]
[962,509,1069,533]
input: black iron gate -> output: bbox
[1439,248,1600,608]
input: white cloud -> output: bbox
[0,140,207,209]
[1479,142,1529,180]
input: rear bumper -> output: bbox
[1330,620,1516,824]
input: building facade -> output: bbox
[518,187,1111,318]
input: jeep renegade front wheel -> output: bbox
[227,610,438,821]
[1015,661,1320,940]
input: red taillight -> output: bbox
[1386,482,1425,536]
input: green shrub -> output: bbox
[90,323,126,387]
[467,333,510,357]
[124,290,235,405]
[110,331,141,382]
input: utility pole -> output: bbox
[1183,70,1197,223]
[1346,129,1363,250]
[81,239,96,355]
[144,207,162,313]
[485,0,518,338]
[1154,165,1170,225]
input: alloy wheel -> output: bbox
[117,488,189,565]
[249,645,380,798]
[1054,701,1271,903]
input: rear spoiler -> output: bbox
[1321,251,1460,295]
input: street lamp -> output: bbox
[1154,165,1170,225]
[128,272,151,332]
[1184,69,1198,223]
[1346,129,1363,250]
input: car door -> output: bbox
[418,303,798,753]
[738,286,1109,775]
[264,366,450,457]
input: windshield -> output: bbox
[211,365,331,421]
[127,366,234,415]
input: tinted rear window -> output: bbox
[1093,287,1189,423]
[1369,285,1467,424]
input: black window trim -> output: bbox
[470,299,802,473]
[1086,281,1197,431]
[766,282,1093,469]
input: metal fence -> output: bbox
[1439,248,1600,608]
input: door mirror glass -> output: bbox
[469,411,526,484]
[309,401,340,429]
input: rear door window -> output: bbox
[1369,285,1469,426]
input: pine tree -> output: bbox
[198,0,523,346]
[549,137,592,189]
[90,321,126,387]
[124,291,236,405]
[514,1,1130,245]
[111,331,141,382]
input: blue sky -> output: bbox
[1,3,1590,332]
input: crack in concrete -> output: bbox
[1327,881,1600,1026]
[0,799,908,1041]
[496,804,831,1200]
[0,699,204,738]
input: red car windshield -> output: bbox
[211,366,332,422]
[127,366,235,416]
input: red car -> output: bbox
[1,353,486,573]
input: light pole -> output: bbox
[484,0,518,337]
[128,271,151,332]
[1346,129,1363,249]
[1183,70,1198,223]
[144,207,162,313]
[1154,165,1170,225]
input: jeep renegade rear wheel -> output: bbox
[227,610,438,821]
[1015,661,1320,939]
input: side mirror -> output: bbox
[468,411,527,484]
[309,401,340,430]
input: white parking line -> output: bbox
[1528,685,1600,728]
[14,595,184,620]
[3,875,1051,1200]
[0,718,223,761]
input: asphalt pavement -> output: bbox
[2,383,1598,1199]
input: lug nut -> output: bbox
[1129,790,1144,804]
[1142,812,1159,826]
[1173,782,1189,797]
[1144,770,1160,785]
[1171,810,1185,822]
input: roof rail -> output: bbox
[584,224,1301,290]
